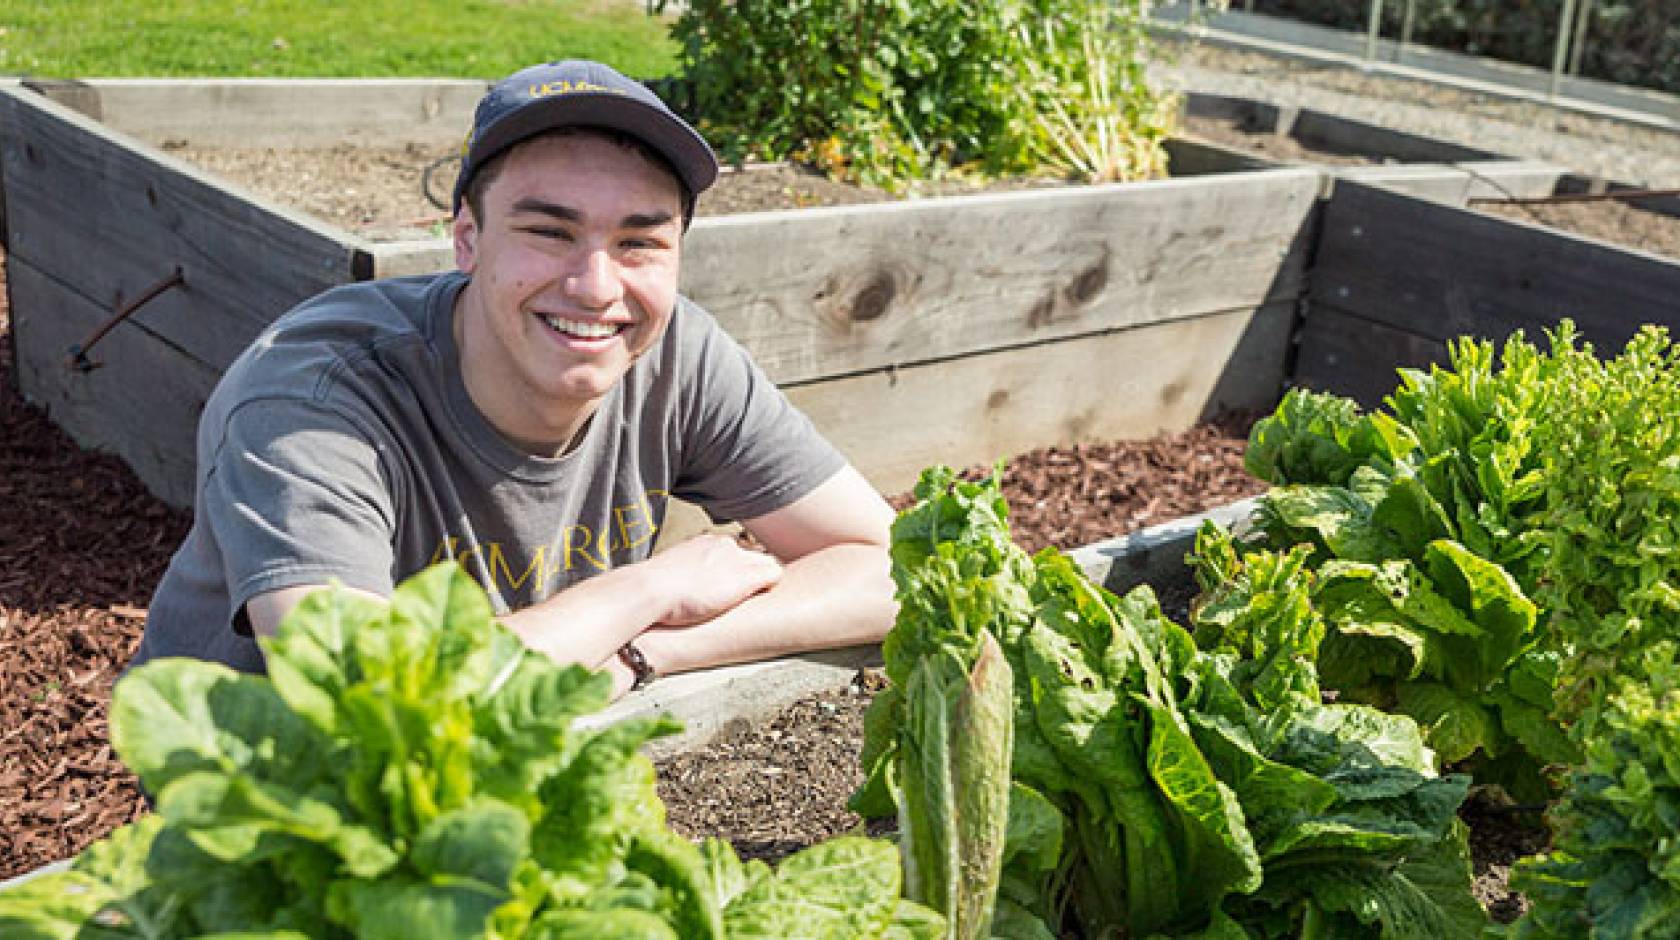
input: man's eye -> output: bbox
[524,226,573,240]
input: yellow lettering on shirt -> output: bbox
[488,542,547,593]
[562,523,608,572]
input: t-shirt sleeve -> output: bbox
[203,397,399,631]
[671,306,846,522]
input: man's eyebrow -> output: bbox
[508,197,675,230]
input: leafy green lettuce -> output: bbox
[1244,334,1574,792]
[0,563,941,940]
[856,468,1485,939]
[1508,645,1680,940]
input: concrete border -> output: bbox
[1151,5,1680,136]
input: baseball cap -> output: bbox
[452,60,719,218]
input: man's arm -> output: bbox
[243,464,894,695]
[243,534,784,686]
[630,464,898,678]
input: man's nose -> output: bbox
[565,248,621,308]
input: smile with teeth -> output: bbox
[539,314,625,341]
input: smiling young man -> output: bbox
[132,61,897,696]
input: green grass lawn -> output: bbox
[0,0,678,79]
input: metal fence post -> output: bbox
[1568,0,1595,76]
[1398,0,1417,60]
[1549,0,1579,98]
[1364,0,1384,63]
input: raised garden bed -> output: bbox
[0,79,1325,518]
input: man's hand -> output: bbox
[641,533,783,626]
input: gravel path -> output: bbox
[1157,40,1680,187]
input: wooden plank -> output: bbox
[1184,92,1292,133]
[1333,161,1563,206]
[1291,109,1498,162]
[1293,304,1448,409]
[783,302,1295,495]
[10,256,220,508]
[1165,137,1275,176]
[680,169,1320,386]
[1310,180,1680,350]
[40,78,485,149]
[0,86,367,370]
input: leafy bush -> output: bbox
[659,0,1175,191]
[1256,0,1680,97]
[0,564,940,940]
[853,468,1485,938]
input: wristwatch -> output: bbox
[617,641,656,692]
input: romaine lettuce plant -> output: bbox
[0,563,941,940]
[855,468,1485,939]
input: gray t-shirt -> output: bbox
[134,271,844,673]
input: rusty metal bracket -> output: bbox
[65,266,185,373]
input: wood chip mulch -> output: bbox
[886,410,1265,555]
[0,247,193,881]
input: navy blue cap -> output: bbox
[452,60,718,216]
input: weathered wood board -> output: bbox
[21,77,485,149]
[1291,304,1448,408]
[675,170,1318,386]
[1309,180,1680,357]
[784,301,1296,493]
[0,87,369,372]
[1183,91,1501,164]
[1332,161,1563,205]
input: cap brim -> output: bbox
[462,92,718,202]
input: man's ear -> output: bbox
[453,207,480,274]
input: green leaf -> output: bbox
[525,908,681,939]
[0,816,168,940]
[624,830,724,940]
[897,636,1013,938]
[1000,782,1063,874]
[1395,683,1499,765]
[326,876,520,940]
[723,837,918,939]
[695,838,750,913]
[411,798,530,890]
[110,659,335,799]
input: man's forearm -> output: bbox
[499,563,669,670]
[635,542,896,677]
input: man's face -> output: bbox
[452,132,684,452]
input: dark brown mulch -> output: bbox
[885,410,1266,555]
[0,246,191,881]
